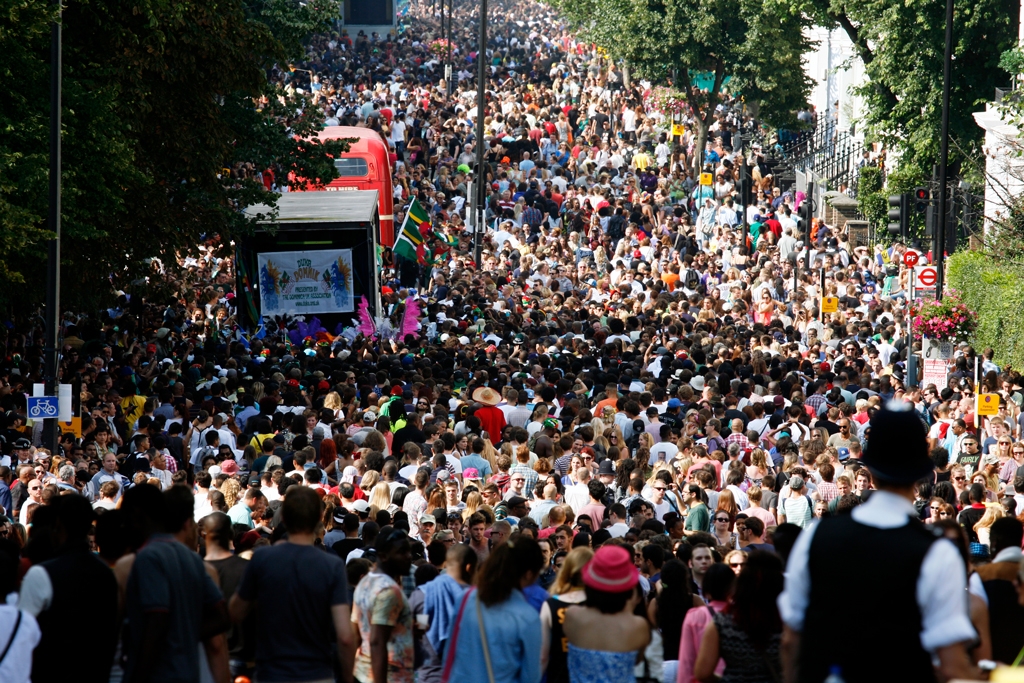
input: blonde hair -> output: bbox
[220,478,241,509]
[974,502,1005,534]
[369,481,393,512]
[323,391,343,411]
[360,469,380,493]
[549,547,595,596]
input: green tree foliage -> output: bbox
[547,0,814,170]
[799,0,1016,171]
[0,0,346,309]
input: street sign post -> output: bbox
[27,396,59,420]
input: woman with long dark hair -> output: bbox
[648,559,705,683]
[693,551,784,682]
[441,535,544,683]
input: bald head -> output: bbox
[544,483,558,501]
[577,467,591,483]
[201,511,233,550]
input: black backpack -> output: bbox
[683,269,700,291]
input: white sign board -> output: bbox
[915,265,938,290]
[258,250,354,316]
[922,338,954,361]
[921,359,948,391]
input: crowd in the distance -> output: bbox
[0,0,1022,682]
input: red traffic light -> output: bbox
[915,188,929,200]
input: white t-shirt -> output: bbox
[651,443,679,463]
[0,603,40,683]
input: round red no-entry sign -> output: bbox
[903,251,919,267]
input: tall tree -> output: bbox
[548,0,814,170]
[0,0,346,310]
[798,0,1016,172]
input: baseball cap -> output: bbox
[419,513,437,526]
[507,495,528,508]
[667,398,682,409]
[363,411,377,423]
[351,499,370,514]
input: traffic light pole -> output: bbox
[935,0,954,301]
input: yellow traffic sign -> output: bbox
[671,123,685,136]
[699,172,713,186]
[978,393,1000,416]
[821,296,839,313]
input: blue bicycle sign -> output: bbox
[27,396,59,420]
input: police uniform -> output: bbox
[778,402,976,683]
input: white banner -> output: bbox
[258,249,354,316]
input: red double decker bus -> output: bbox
[295,126,396,246]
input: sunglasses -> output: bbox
[715,517,730,523]
[1014,451,1024,456]
[29,486,41,491]
[729,562,745,568]
[654,486,667,492]
[954,476,966,481]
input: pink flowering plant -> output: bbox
[646,87,690,116]
[428,38,455,57]
[911,294,977,342]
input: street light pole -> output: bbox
[473,0,487,267]
[935,0,954,301]
[43,0,62,452]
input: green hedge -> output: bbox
[947,251,1024,368]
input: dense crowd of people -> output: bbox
[1,1,1023,682]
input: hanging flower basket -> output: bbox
[645,87,690,116]
[428,38,456,58]
[912,294,977,342]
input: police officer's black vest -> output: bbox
[801,514,938,683]
[33,548,119,683]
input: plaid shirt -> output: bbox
[509,463,539,499]
[521,205,543,229]
[805,393,827,417]
[163,450,178,475]
[725,432,749,451]
[816,480,840,503]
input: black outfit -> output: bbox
[801,514,938,683]
[544,596,585,683]
[33,547,119,683]
[976,560,1024,663]
[208,555,257,670]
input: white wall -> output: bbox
[802,26,868,135]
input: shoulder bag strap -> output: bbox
[476,591,497,683]
[440,588,474,683]
[0,609,22,665]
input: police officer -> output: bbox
[778,401,979,682]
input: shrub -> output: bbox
[947,251,1024,368]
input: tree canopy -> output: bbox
[547,0,814,162]
[0,0,347,310]
[799,0,1017,172]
